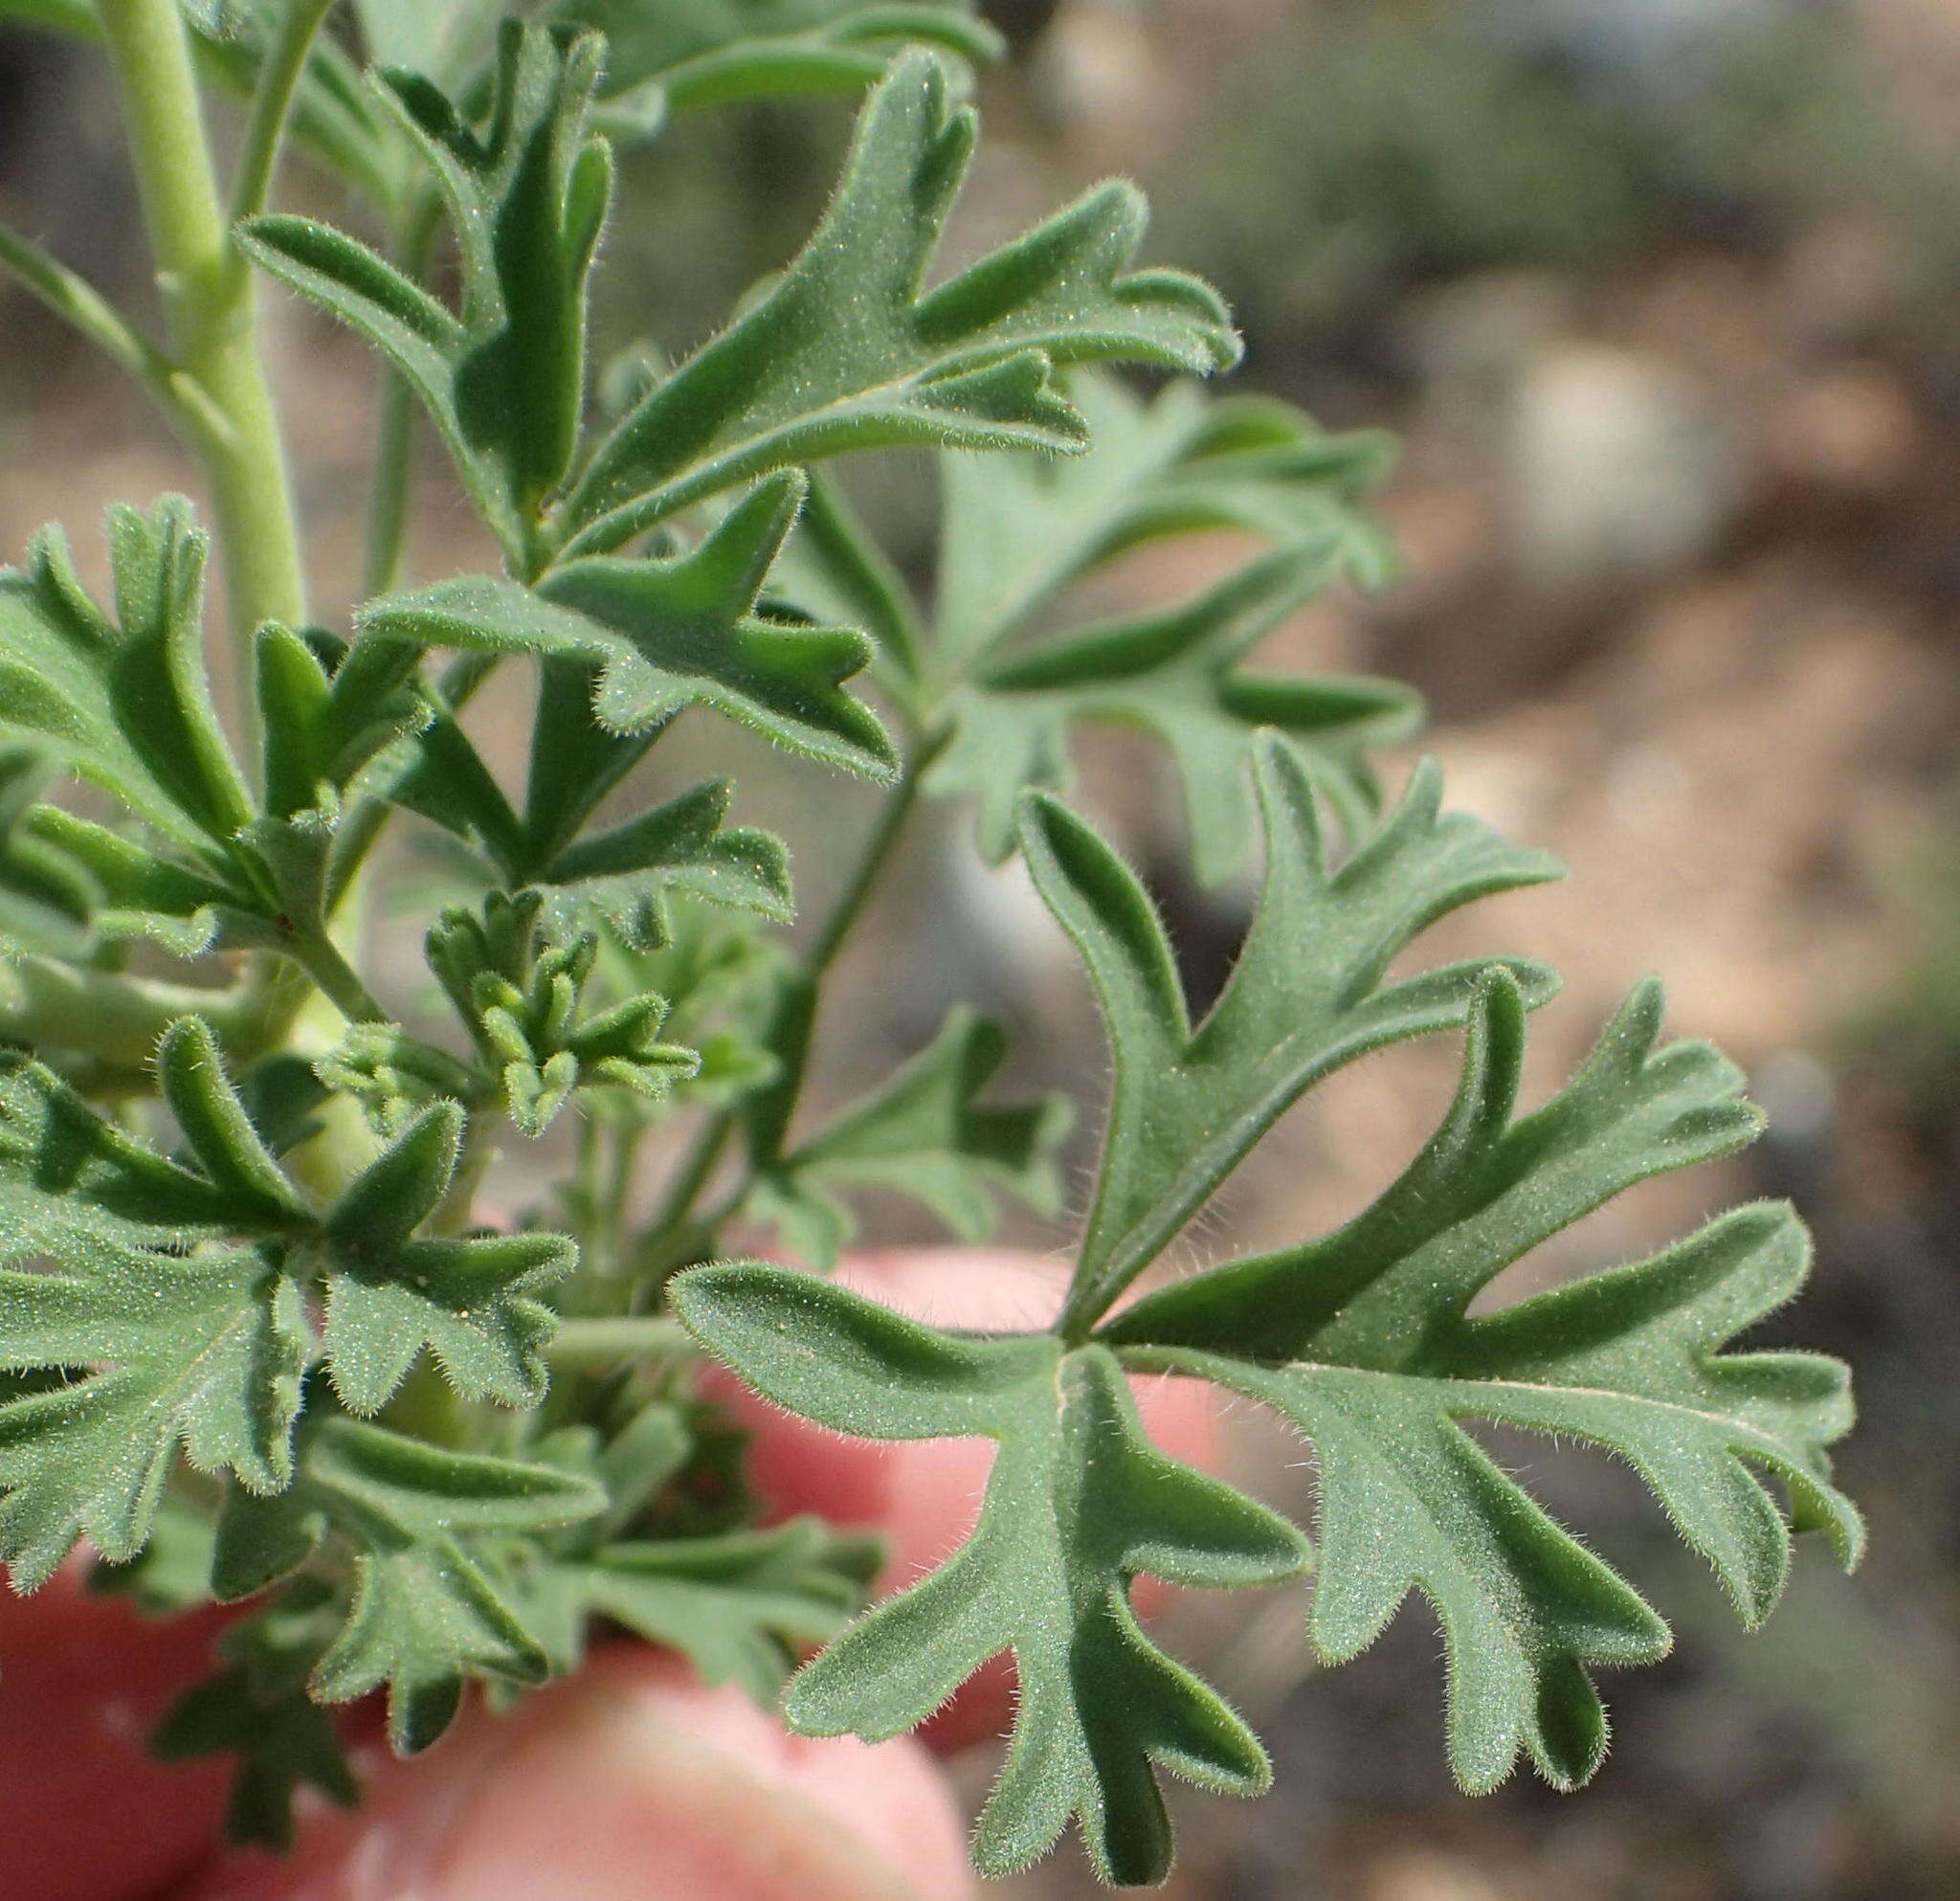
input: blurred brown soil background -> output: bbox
[6,4,1960,1898]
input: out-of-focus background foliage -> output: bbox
[3,3,1958,1896]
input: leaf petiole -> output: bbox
[0,223,190,421]
[544,1316,698,1365]
[228,0,345,227]
[640,726,950,1266]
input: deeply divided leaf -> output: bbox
[1023,733,1561,1329]
[0,1033,574,1586]
[1111,972,1860,1792]
[358,473,898,779]
[243,24,612,564]
[553,0,1004,114]
[673,1264,1308,1884]
[558,51,1239,558]
[0,499,251,861]
[212,1417,603,1752]
[745,1005,1071,1269]
[934,542,1419,884]
[0,13,1863,1890]
[679,755,1856,1882]
[931,373,1400,675]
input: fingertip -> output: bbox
[0,1565,233,1901]
[175,1648,974,1901]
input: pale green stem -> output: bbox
[431,1109,497,1235]
[360,196,443,598]
[93,0,368,1140]
[642,1113,734,1262]
[291,928,389,1026]
[545,1316,697,1365]
[228,0,342,226]
[804,727,947,975]
[641,728,947,1262]
[0,0,96,34]
[0,223,201,425]
[0,953,307,1070]
[595,1116,647,1270]
[97,0,308,668]
[362,362,419,599]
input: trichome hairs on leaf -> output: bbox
[0,1,1856,1886]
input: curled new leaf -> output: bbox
[412,890,701,1136]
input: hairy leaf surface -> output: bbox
[0,1025,575,1585]
[504,1516,870,1700]
[243,25,612,562]
[1024,733,1561,1330]
[0,502,423,968]
[937,544,1418,884]
[558,52,1238,558]
[674,1264,1307,1883]
[212,1417,603,1752]
[359,473,897,779]
[551,0,1001,112]
[1112,972,1860,1790]
[0,499,250,861]
[933,372,1399,676]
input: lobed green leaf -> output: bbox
[213,1417,603,1753]
[936,542,1419,885]
[0,500,251,861]
[932,371,1398,679]
[243,24,612,564]
[558,51,1238,559]
[675,1262,1307,1883]
[359,472,898,781]
[1113,972,1861,1793]
[745,1004,1071,1269]
[0,1037,579,1586]
[1024,733,1561,1331]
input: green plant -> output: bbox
[0,0,1859,1887]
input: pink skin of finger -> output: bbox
[170,1648,974,1901]
[704,1248,1225,1753]
[0,1567,233,1901]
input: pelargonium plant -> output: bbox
[0,0,1860,1888]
